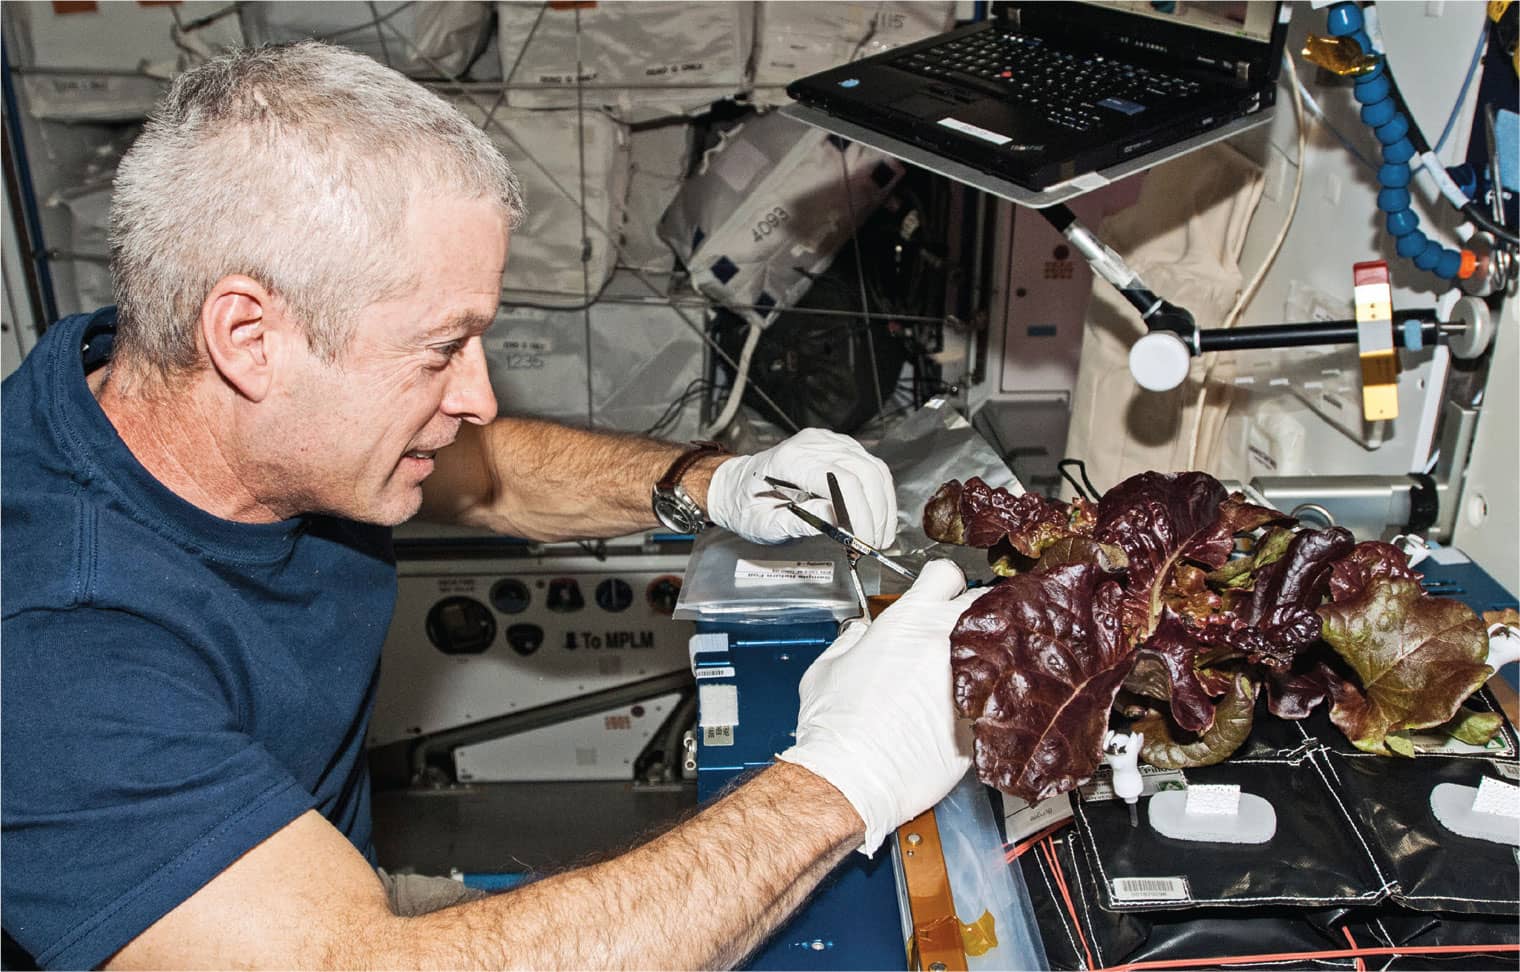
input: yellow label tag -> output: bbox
[1360,354,1400,421]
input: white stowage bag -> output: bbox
[240,2,493,78]
[658,110,904,328]
[749,1,956,107]
[10,0,243,120]
[449,97,632,307]
[49,182,115,318]
[621,122,696,274]
[484,295,704,435]
[496,1,754,119]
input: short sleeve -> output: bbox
[1,609,318,969]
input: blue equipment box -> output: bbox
[693,619,906,971]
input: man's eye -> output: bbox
[433,341,464,360]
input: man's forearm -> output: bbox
[380,762,863,970]
[422,417,724,541]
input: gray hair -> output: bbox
[109,41,525,379]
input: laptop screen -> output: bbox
[1074,1,1276,44]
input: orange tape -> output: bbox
[898,808,967,971]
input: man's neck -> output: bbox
[91,367,289,524]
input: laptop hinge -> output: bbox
[1007,7,1021,30]
[1236,61,1252,82]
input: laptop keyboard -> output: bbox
[894,30,1202,133]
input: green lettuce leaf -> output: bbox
[1207,526,1295,590]
[1135,674,1258,769]
[1318,577,1492,755]
[1437,707,1504,747]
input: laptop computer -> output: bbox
[786,1,1288,193]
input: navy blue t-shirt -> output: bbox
[1,308,398,969]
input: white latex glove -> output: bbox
[706,428,896,547]
[776,559,985,855]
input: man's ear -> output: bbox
[199,275,291,403]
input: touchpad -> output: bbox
[897,93,965,119]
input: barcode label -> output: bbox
[694,666,736,680]
[702,725,736,747]
[1111,876,1190,902]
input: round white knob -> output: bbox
[1129,331,1193,392]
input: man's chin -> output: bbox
[348,488,424,528]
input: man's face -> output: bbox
[272,195,507,525]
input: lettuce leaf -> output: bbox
[923,477,1086,558]
[1265,662,1340,720]
[1036,535,1129,573]
[1231,527,1355,669]
[1438,707,1504,747]
[1135,673,1258,769]
[1094,473,1285,644]
[1328,540,1422,603]
[1133,612,1218,732]
[949,563,1132,803]
[1207,525,1295,590]
[1319,577,1493,755]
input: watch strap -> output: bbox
[655,440,727,493]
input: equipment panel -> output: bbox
[370,552,694,748]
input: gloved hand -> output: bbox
[776,560,985,855]
[706,428,896,547]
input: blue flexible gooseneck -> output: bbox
[1329,1,1467,280]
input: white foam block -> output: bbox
[1431,782,1520,845]
[1149,790,1276,844]
[1184,784,1242,816]
[1472,776,1520,818]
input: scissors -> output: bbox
[763,474,918,617]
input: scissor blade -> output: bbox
[861,546,919,581]
[783,502,859,551]
[782,504,919,581]
[826,472,854,536]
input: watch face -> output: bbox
[654,492,702,534]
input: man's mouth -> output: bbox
[404,449,437,461]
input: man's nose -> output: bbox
[442,338,499,426]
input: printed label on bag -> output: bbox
[694,666,736,680]
[1080,765,1188,802]
[702,724,736,747]
[1111,876,1191,902]
[734,559,835,586]
[1003,794,1073,844]
[1492,760,1520,781]
[1412,728,1510,755]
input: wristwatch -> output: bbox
[652,441,727,534]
